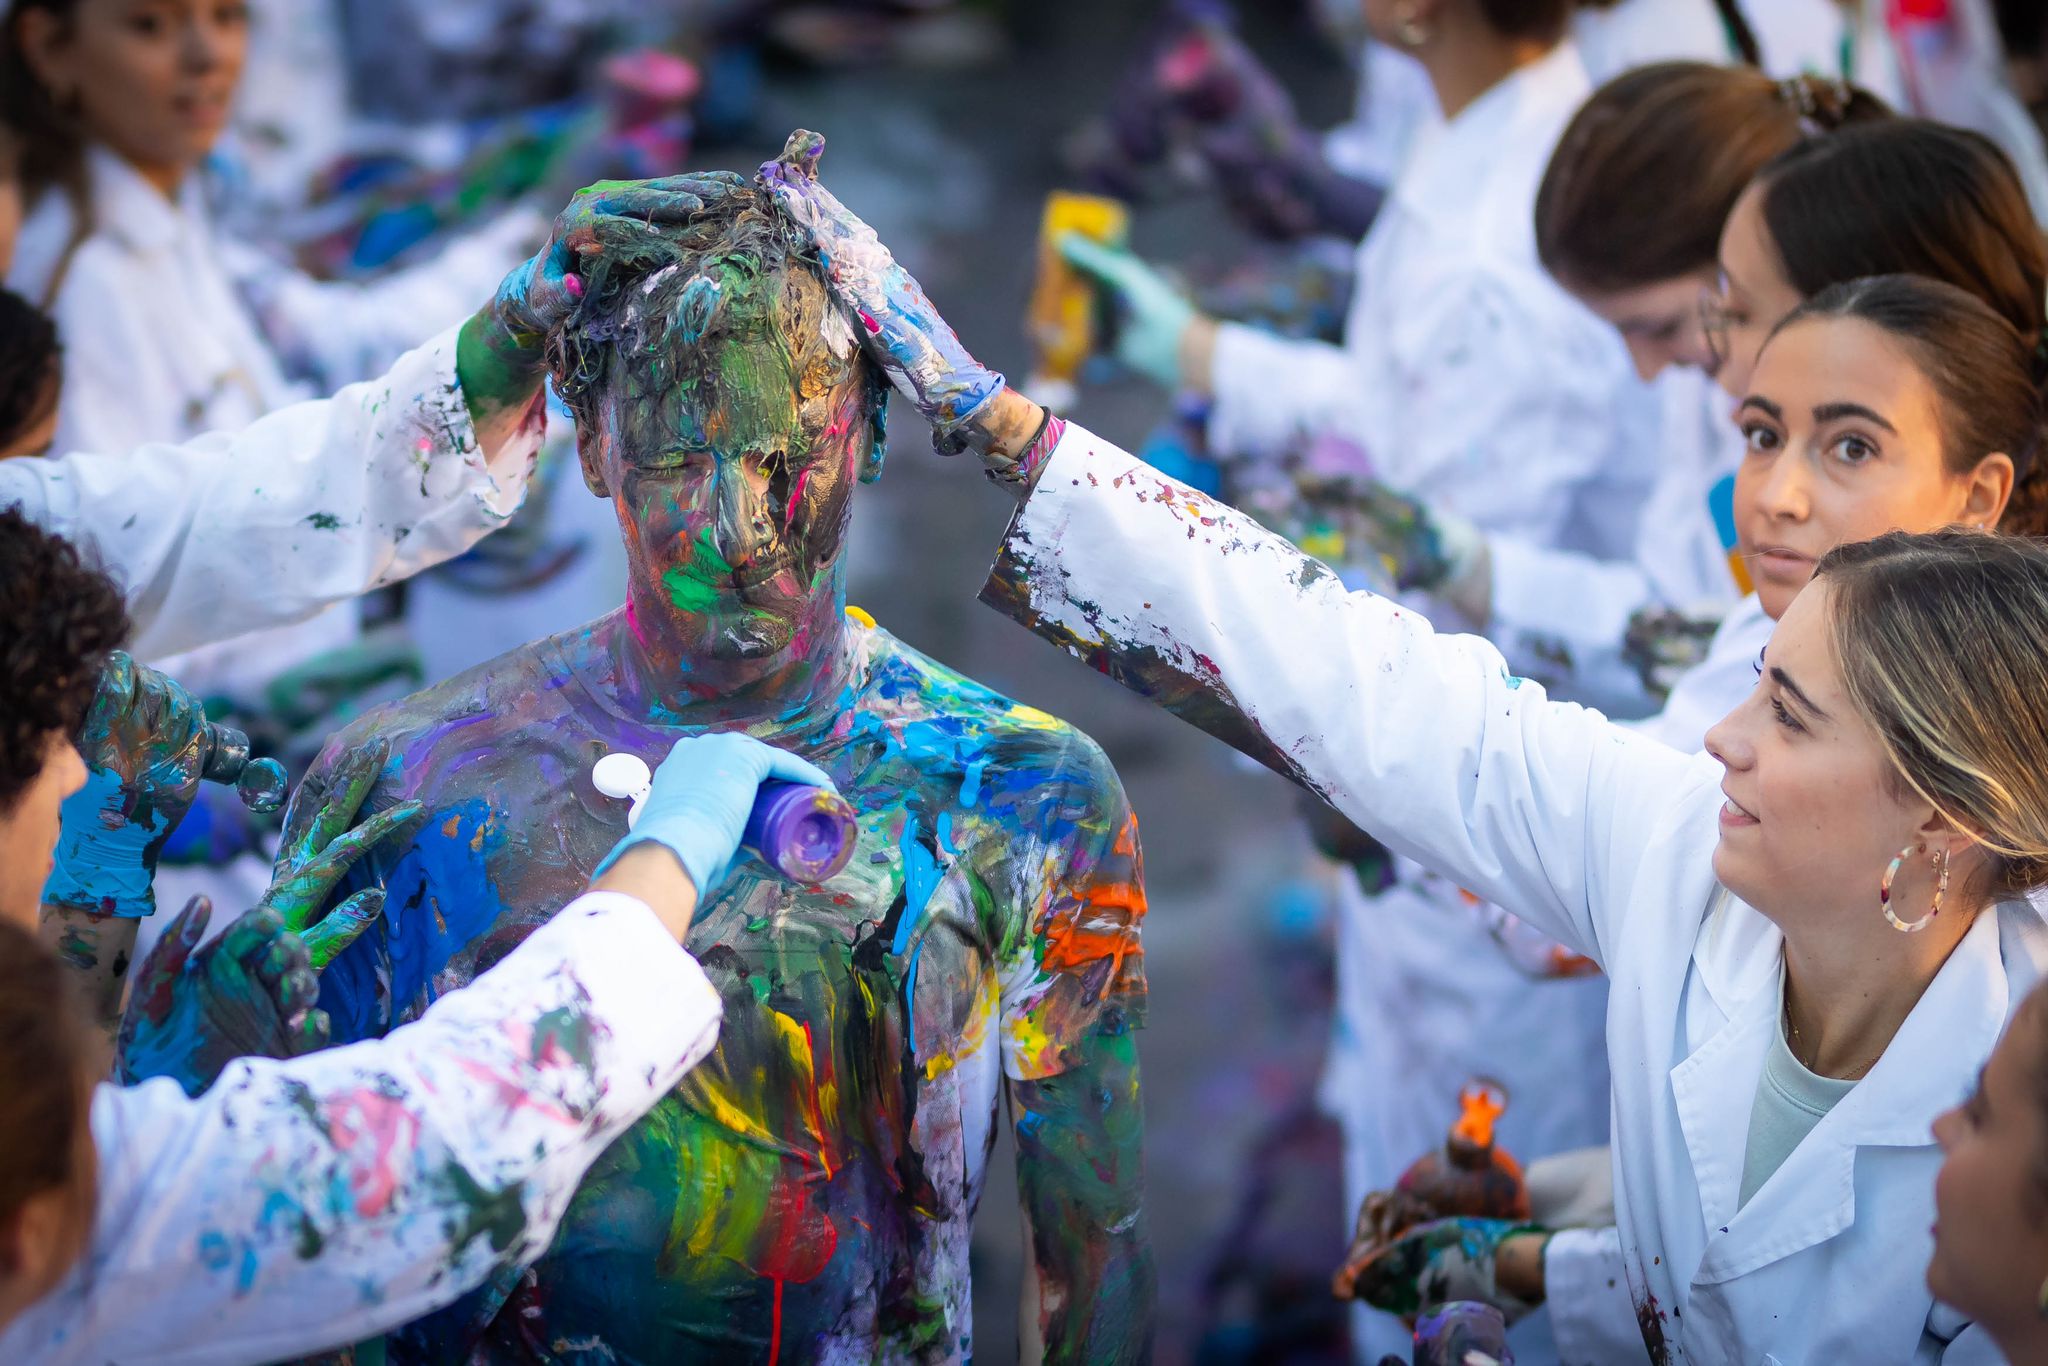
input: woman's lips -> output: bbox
[1748,545,1813,580]
[1719,791,1759,829]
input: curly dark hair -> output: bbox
[0,287,62,454]
[0,508,128,810]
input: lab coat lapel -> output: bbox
[1669,890,1779,1244]
[1694,906,2008,1285]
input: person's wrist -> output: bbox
[456,309,547,424]
[590,840,701,942]
[1179,314,1220,396]
[1494,1230,1551,1305]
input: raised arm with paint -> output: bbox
[0,510,857,1365]
[764,143,2048,1363]
[0,175,741,662]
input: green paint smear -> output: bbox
[304,511,342,531]
[662,529,733,614]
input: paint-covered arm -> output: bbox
[0,892,722,1366]
[0,323,538,661]
[1003,751,1153,1364]
[978,423,1719,965]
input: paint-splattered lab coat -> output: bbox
[981,422,2039,1365]
[0,893,721,1366]
[0,322,539,661]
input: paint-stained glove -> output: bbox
[757,130,1010,453]
[1623,602,1726,700]
[118,740,425,1095]
[459,172,749,416]
[266,736,427,970]
[1341,1217,1546,1327]
[1406,1302,1516,1366]
[1057,234,1199,390]
[1298,474,1486,598]
[45,653,216,919]
[594,733,837,898]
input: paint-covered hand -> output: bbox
[1299,475,1485,597]
[594,733,837,897]
[1623,602,1725,700]
[1338,1217,1545,1326]
[459,172,748,419]
[758,130,1013,454]
[115,895,341,1095]
[1057,234,1199,390]
[44,652,215,919]
[264,736,426,970]
[1408,1302,1515,1366]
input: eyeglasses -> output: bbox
[1698,286,1735,377]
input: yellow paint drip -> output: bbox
[845,604,876,629]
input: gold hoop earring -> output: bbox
[1881,843,1948,934]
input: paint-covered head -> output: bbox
[550,184,887,661]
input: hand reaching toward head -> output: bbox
[759,130,1046,465]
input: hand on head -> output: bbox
[756,131,1042,459]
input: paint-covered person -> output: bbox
[18,175,733,1024]
[0,506,851,1364]
[765,143,2048,1363]
[305,173,1153,1364]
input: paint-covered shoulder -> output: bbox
[863,629,1105,752]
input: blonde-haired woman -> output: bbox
[764,150,2048,1359]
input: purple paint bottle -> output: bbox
[742,781,857,883]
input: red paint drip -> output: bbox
[769,1277,784,1364]
[786,468,810,528]
[624,596,650,647]
[858,309,881,335]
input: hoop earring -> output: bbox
[1880,843,1948,934]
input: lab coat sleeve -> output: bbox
[1543,1226,1646,1366]
[0,891,719,1366]
[0,322,541,660]
[979,423,1717,964]
[1207,267,1626,555]
[224,208,547,390]
[1487,534,1655,712]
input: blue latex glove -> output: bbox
[44,653,215,919]
[594,734,837,898]
[757,130,1008,452]
[1057,233,1199,390]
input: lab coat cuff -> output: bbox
[983,419,1141,616]
[1542,1225,1644,1365]
[401,323,541,524]
[516,891,724,1112]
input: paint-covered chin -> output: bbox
[658,562,823,658]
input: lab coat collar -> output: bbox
[1678,899,2008,1284]
[84,145,202,257]
[1390,40,1589,231]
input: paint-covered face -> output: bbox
[1928,987,2048,1349]
[580,253,879,662]
[0,732,87,928]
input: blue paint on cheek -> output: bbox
[42,767,172,918]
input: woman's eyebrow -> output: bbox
[1811,402,1897,434]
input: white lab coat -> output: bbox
[1,892,721,1366]
[982,423,2033,1364]
[8,146,537,705]
[1209,43,1637,565]
[0,323,540,659]
[1490,368,1745,714]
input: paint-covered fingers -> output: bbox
[289,1006,334,1057]
[757,129,1007,450]
[295,736,394,858]
[299,888,386,973]
[295,800,428,894]
[128,896,213,1017]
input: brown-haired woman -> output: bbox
[764,154,2048,1359]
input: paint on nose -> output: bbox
[663,526,732,614]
